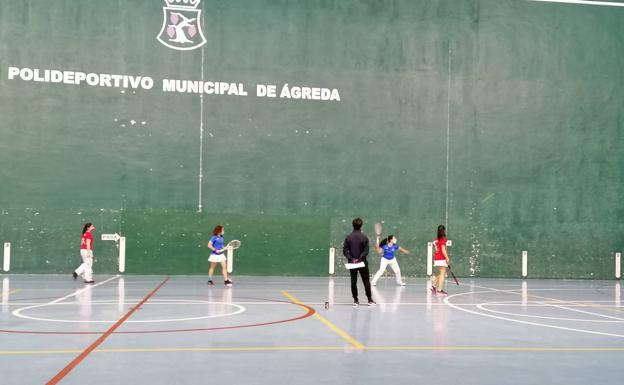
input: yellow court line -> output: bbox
[281,290,365,349]
[365,346,624,352]
[2,345,624,356]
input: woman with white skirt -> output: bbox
[207,225,232,286]
[431,225,450,295]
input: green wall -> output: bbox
[0,0,622,278]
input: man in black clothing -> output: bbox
[343,217,375,306]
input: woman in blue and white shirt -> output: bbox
[207,225,232,286]
[371,235,409,286]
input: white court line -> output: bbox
[12,292,245,323]
[11,276,120,321]
[542,302,624,321]
[476,303,624,323]
[445,288,624,339]
[11,304,245,323]
[26,276,120,305]
[529,0,624,7]
[2,300,621,307]
[471,284,624,321]
[4,300,287,306]
[480,287,617,291]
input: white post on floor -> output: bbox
[328,247,335,275]
[522,250,528,278]
[101,233,125,273]
[227,247,234,273]
[118,237,126,273]
[3,242,10,272]
[426,242,433,276]
[615,252,621,279]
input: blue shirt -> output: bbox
[382,244,399,260]
[210,235,224,255]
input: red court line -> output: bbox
[46,277,169,385]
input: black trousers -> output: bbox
[349,262,372,302]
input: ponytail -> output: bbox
[82,223,92,235]
[437,225,446,240]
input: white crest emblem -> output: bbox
[157,0,206,51]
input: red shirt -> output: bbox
[434,237,446,260]
[81,231,93,250]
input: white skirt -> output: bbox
[208,254,226,263]
[433,259,448,267]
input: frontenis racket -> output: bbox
[225,239,242,250]
[374,222,383,242]
[448,264,459,286]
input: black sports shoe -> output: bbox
[207,280,214,285]
[353,300,359,307]
[368,300,376,307]
[224,279,233,286]
[72,272,78,280]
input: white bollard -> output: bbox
[102,234,125,273]
[329,247,335,275]
[227,247,233,273]
[522,250,528,278]
[616,252,621,279]
[118,237,126,273]
[427,242,433,276]
[3,242,10,272]
[616,282,621,308]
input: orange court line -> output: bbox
[45,277,170,385]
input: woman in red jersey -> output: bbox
[431,224,450,295]
[73,223,95,284]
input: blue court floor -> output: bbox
[0,275,622,385]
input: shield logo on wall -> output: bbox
[157,1,207,51]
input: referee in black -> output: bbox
[343,217,375,306]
